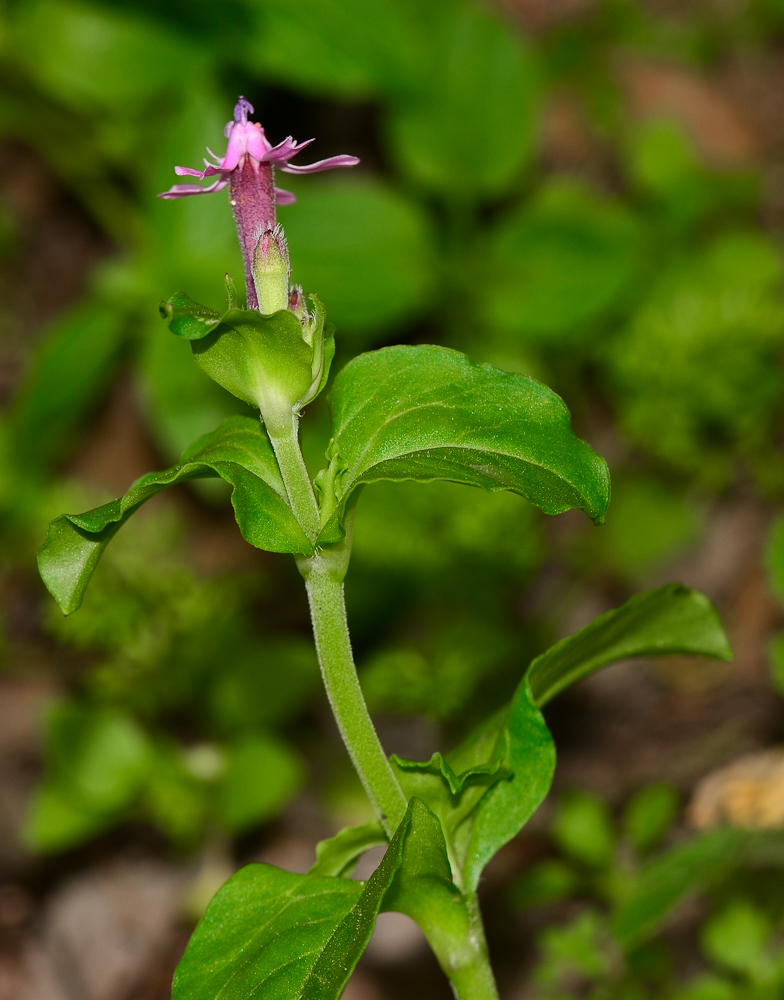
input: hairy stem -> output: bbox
[266,413,320,542]
[300,553,407,837]
[426,893,500,1000]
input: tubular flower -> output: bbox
[159,97,359,308]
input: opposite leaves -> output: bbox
[39,416,311,614]
[173,798,462,1000]
[317,344,610,543]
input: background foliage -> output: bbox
[1,0,784,996]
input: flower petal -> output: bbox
[158,176,229,199]
[261,136,315,165]
[174,165,206,178]
[278,154,360,174]
[274,186,297,205]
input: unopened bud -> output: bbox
[252,225,290,314]
[289,284,307,321]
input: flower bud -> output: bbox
[289,284,308,322]
[252,225,290,314]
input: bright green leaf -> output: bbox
[171,865,363,1000]
[318,344,610,543]
[527,584,733,708]
[38,415,311,614]
[552,790,615,869]
[309,821,387,878]
[701,900,774,982]
[173,797,461,1000]
[462,681,555,891]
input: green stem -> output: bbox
[269,414,497,997]
[299,551,407,838]
[425,893,500,1000]
[266,413,320,541]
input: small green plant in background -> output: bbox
[2,0,784,995]
[511,786,784,1000]
[34,93,736,999]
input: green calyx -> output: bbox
[159,289,335,435]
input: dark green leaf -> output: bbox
[612,828,745,948]
[11,302,125,470]
[10,0,195,110]
[246,0,446,100]
[309,821,387,878]
[387,1,539,197]
[171,865,363,1000]
[39,416,311,614]
[483,179,644,339]
[282,176,437,336]
[527,584,733,708]
[318,344,610,543]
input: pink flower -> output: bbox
[159,97,359,309]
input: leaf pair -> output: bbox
[172,797,460,1000]
[385,584,732,893]
[172,583,733,999]
[39,342,611,614]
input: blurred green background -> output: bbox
[1,0,784,997]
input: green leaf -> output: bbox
[552,791,615,869]
[390,751,511,854]
[483,179,644,339]
[622,783,680,854]
[701,900,774,982]
[9,0,195,111]
[160,297,314,414]
[462,680,555,891]
[216,735,304,834]
[386,1,539,197]
[282,176,437,336]
[380,799,468,957]
[612,828,745,948]
[39,415,311,614]
[247,0,445,100]
[173,798,460,1000]
[309,821,387,878]
[527,584,733,708]
[318,344,610,543]
[171,865,364,1000]
[299,798,456,998]
[11,302,125,470]
[23,701,153,852]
